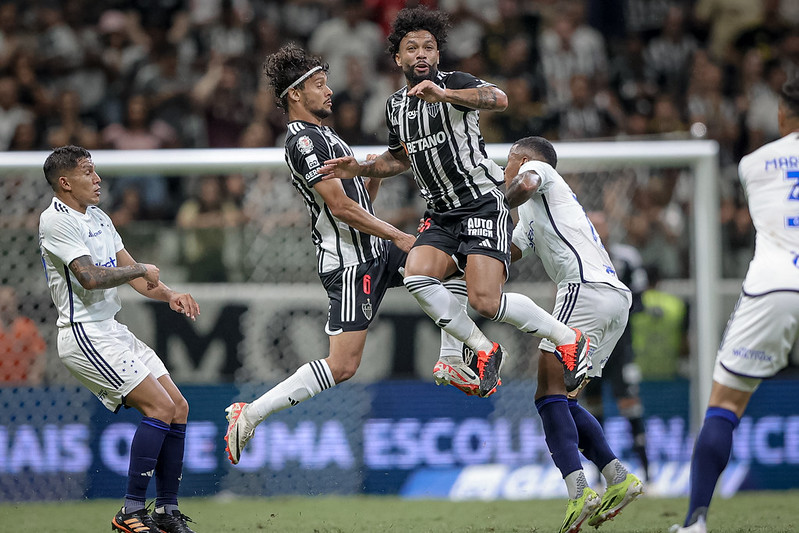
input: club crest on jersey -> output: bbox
[362,298,373,320]
[297,135,314,155]
[425,102,440,118]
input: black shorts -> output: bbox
[320,242,407,333]
[415,190,512,276]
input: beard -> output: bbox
[311,106,332,120]
[403,63,437,87]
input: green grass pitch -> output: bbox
[2,492,798,532]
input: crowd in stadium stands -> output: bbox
[2,0,798,280]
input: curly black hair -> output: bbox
[263,43,328,110]
[387,6,450,57]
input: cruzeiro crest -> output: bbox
[362,298,373,320]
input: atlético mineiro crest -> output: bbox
[298,135,314,154]
[362,298,373,320]
[425,102,440,118]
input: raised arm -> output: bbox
[321,148,411,181]
[505,169,542,209]
[116,249,200,320]
[408,80,508,111]
[313,178,416,252]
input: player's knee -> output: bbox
[149,397,177,423]
[327,358,360,383]
[468,293,500,318]
[172,394,189,422]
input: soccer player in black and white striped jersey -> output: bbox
[321,7,589,399]
[223,44,465,465]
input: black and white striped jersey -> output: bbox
[285,120,385,275]
[385,70,505,213]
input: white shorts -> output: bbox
[57,318,168,412]
[714,291,799,392]
[539,282,632,378]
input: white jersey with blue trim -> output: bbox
[39,198,124,327]
[511,160,628,291]
[739,131,799,295]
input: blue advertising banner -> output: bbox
[1,379,797,502]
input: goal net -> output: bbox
[0,141,727,499]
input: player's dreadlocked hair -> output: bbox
[781,76,799,118]
[514,137,558,169]
[43,145,91,190]
[387,6,450,57]
[263,43,328,111]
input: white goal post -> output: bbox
[1,140,721,428]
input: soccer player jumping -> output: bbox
[320,7,589,398]
[505,137,644,533]
[223,44,468,465]
[670,78,799,533]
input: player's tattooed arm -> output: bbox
[505,170,542,209]
[321,149,410,180]
[445,86,508,111]
[69,255,149,290]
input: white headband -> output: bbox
[279,66,324,98]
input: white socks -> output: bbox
[494,293,575,345]
[439,279,469,360]
[249,359,334,423]
[404,275,493,353]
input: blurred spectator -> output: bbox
[693,0,760,62]
[96,9,150,124]
[308,0,383,93]
[719,183,755,279]
[0,3,33,72]
[132,42,201,146]
[732,0,789,64]
[686,54,740,164]
[191,55,253,147]
[308,0,386,93]
[196,0,253,59]
[176,175,244,282]
[746,58,787,152]
[538,0,608,107]
[0,76,34,151]
[649,94,687,136]
[630,265,689,380]
[481,0,539,79]
[102,93,179,216]
[609,33,658,116]
[0,285,47,385]
[331,96,379,146]
[9,121,40,152]
[45,90,100,149]
[547,73,620,140]
[643,5,697,96]
[625,177,686,279]
[490,76,545,143]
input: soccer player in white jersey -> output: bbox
[670,78,799,533]
[38,145,200,533]
[504,137,644,533]
[320,6,589,398]
[222,44,467,464]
